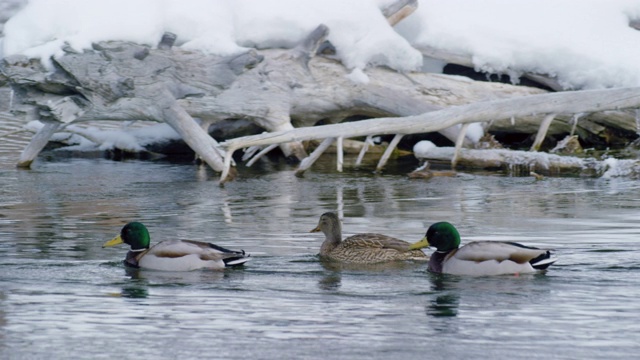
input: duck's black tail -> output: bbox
[208,243,251,267]
[223,250,251,267]
[530,250,557,270]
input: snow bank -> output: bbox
[397,0,640,89]
[2,0,640,89]
[1,0,422,72]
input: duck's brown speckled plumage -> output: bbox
[311,212,428,263]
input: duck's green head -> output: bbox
[408,222,461,252]
[102,222,151,251]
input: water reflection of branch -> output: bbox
[337,183,344,220]
[221,188,233,224]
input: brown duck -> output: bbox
[310,212,428,263]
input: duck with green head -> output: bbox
[310,212,428,263]
[408,222,557,276]
[103,222,250,271]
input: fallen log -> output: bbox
[413,142,640,179]
[219,86,640,182]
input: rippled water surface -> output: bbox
[2,119,640,359]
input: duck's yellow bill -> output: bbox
[103,235,124,248]
[408,236,430,250]
[310,225,321,233]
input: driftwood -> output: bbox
[0,28,550,172]
[218,87,640,182]
[413,145,640,179]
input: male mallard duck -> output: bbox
[408,222,557,276]
[310,212,428,263]
[103,222,250,271]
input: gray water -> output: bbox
[2,119,640,359]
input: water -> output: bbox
[2,120,640,359]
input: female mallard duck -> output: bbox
[310,212,428,263]
[408,222,557,276]
[103,222,250,271]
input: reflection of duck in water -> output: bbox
[409,222,557,276]
[310,212,428,263]
[103,222,250,271]
[427,293,459,317]
[407,162,456,180]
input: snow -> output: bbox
[599,157,640,179]
[396,0,640,89]
[346,68,370,84]
[413,140,437,155]
[462,123,484,143]
[1,0,422,72]
[2,0,639,89]
[25,120,182,153]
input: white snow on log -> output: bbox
[2,0,421,73]
[23,120,182,152]
[346,68,370,84]
[413,140,436,155]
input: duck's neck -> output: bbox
[320,227,342,256]
[428,250,451,273]
[125,249,148,268]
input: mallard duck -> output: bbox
[103,222,250,271]
[408,222,557,276]
[310,212,428,263]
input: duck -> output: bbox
[103,222,250,271]
[408,222,557,276]
[310,212,428,263]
